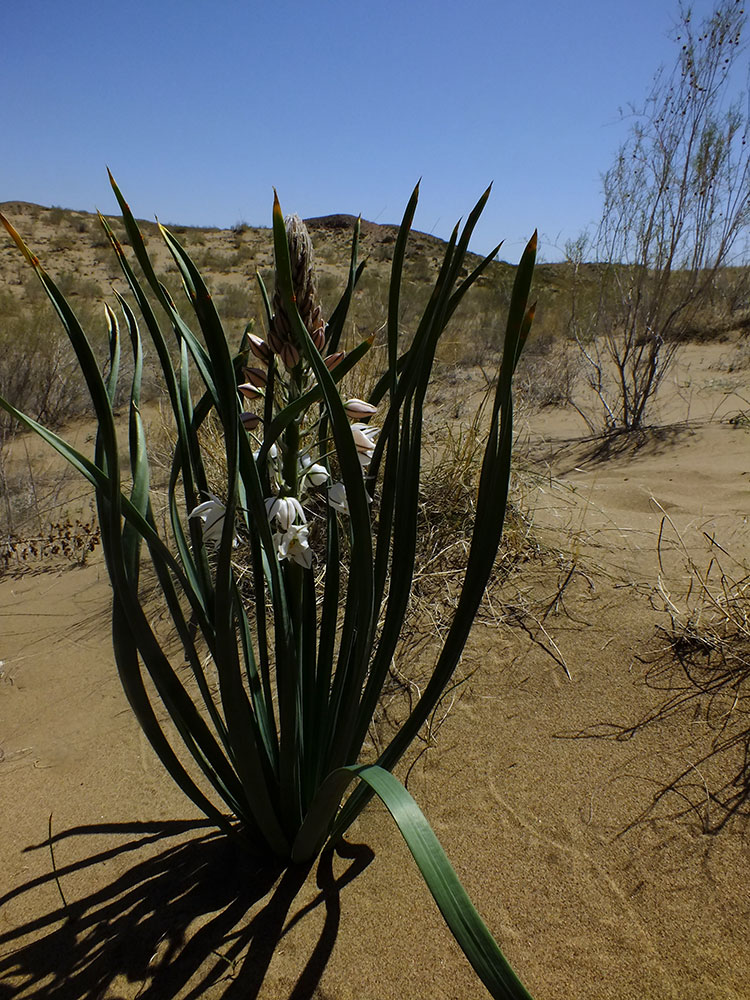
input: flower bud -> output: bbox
[344,398,378,421]
[247,333,273,365]
[238,383,263,401]
[311,322,326,352]
[240,411,262,430]
[324,352,345,370]
[267,328,285,356]
[279,341,300,369]
[300,453,328,487]
[350,421,379,466]
[242,366,267,389]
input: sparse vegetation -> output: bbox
[568,0,750,434]
[615,510,750,833]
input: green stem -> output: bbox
[281,362,302,495]
[278,359,303,834]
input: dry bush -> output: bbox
[569,2,750,434]
[0,297,95,538]
[0,298,92,436]
[555,505,750,833]
[0,514,100,573]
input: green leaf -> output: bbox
[293,765,533,1000]
[271,193,376,778]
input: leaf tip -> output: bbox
[0,212,39,268]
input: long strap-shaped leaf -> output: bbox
[157,220,291,850]
[334,231,538,837]
[271,193,376,782]
[293,764,534,1000]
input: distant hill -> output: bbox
[1,201,602,362]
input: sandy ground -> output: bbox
[0,341,748,999]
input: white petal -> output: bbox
[327,482,349,514]
[188,495,230,546]
[266,495,306,530]
[302,462,329,487]
[275,523,313,568]
[344,398,378,420]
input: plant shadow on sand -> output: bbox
[0,819,374,999]
[559,638,750,835]
[528,422,694,477]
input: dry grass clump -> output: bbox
[642,509,750,831]
[556,508,750,834]
[656,512,750,683]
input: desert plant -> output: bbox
[573,0,750,433]
[0,173,536,999]
[610,506,750,832]
[656,506,750,695]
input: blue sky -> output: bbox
[0,0,735,260]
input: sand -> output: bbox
[1,341,748,999]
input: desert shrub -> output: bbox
[514,331,580,410]
[214,281,252,320]
[571,1,750,433]
[0,303,91,435]
[1,514,100,572]
[47,205,67,226]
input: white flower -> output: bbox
[253,442,279,463]
[327,481,372,515]
[189,493,235,547]
[265,495,306,531]
[327,481,349,514]
[350,421,379,467]
[274,522,313,569]
[299,452,329,488]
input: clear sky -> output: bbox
[0,0,737,261]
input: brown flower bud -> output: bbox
[242,366,268,388]
[267,328,285,356]
[279,341,300,369]
[240,411,262,430]
[311,321,326,352]
[238,383,264,401]
[324,352,345,370]
[247,333,273,365]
